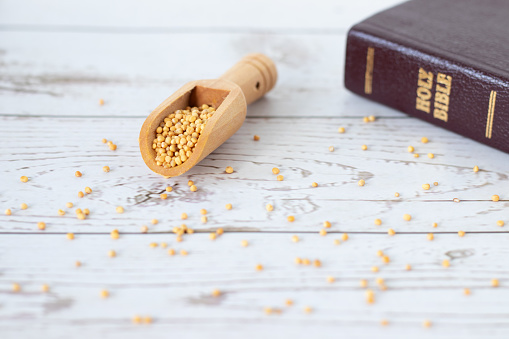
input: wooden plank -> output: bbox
[0,0,402,30]
[0,30,404,118]
[1,116,507,233]
[1,233,509,338]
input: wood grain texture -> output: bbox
[1,233,509,339]
[0,116,507,233]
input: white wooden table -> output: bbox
[1,1,508,338]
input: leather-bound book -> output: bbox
[345,0,509,154]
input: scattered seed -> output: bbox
[78,191,84,198]
[266,204,274,212]
[319,229,327,236]
[66,202,73,208]
[102,138,107,143]
[276,175,284,181]
[491,279,499,287]
[58,209,65,216]
[110,229,119,240]
[388,229,395,236]
[5,209,12,216]
[66,233,75,240]
[360,279,368,288]
[423,320,432,328]
[380,319,389,326]
[492,195,500,202]
[304,306,313,314]
[464,288,471,296]
[116,206,124,214]
[427,153,434,159]
[272,167,280,174]
[75,171,82,177]
[20,176,28,183]
[358,179,365,186]
[160,193,167,200]
[200,209,207,215]
[167,249,175,256]
[427,233,434,241]
[414,153,420,158]
[433,182,438,186]
[209,232,216,240]
[85,187,92,194]
[333,239,341,245]
[143,317,152,324]
[165,186,173,193]
[458,231,465,237]
[181,213,188,220]
[327,276,335,283]
[188,180,194,187]
[363,117,370,123]
[329,146,334,152]
[225,166,234,174]
[473,165,479,172]
[403,214,412,221]
[376,250,384,257]
[338,127,345,133]
[361,145,368,151]
[368,115,376,122]
[255,264,263,271]
[421,137,429,143]
[41,284,50,293]
[253,135,260,141]
[323,221,331,228]
[212,289,221,297]
[291,235,299,243]
[394,192,400,197]
[225,203,232,210]
[442,259,450,268]
[374,219,382,226]
[287,215,295,222]
[497,220,505,227]
[99,99,105,105]
[341,233,349,241]
[365,289,375,304]
[100,289,109,298]
[241,240,249,247]
[405,264,412,271]
[311,182,318,187]
[408,146,414,153]
[453,198,460,203]
[20,203,27,210]
[140,225,148,233]
[75,261,82,267]
[151,219,158,224]
[37,222,46,230]
[103,166,110,172]
[371,266,379,272]
[422,183,430,190]
[190,185,197,192]
[285,299,294,306]
[216,228,224,235]
[108,143,117,151]
[180,250,188,256]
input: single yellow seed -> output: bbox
[375,277,385,285]
[132,315,142,324]
[264,307,273,315]
[302,259,311,266]
[403,214,412,221]
[405,264,412,271]
[200,209,207,215]
[388,228,395,236]
[338,127,345,133]
[311,182,318,187]
[285,299,294,306]
[216,228,224,235]
[363,116,370,123]
[151,219,158,225]
[212,289,221,297]
[421,137,429,143]
[188,180,194,187]
[342,233,349,241]
[433,182,438,186]
[382,255,390,264]
[56,209,65,216]
[5,209,12,216]
[140,225,148,233]
[20,176,28,183]
[414,153,420,158]
[66,233,75,240]
[276,175,284,181]
[75,171,82,177]
[374,218,382,226]
[160,193,167,200]
[464,288,471,296]
[333,239,341,245]
[181,213,188,220]
[190,185,197,192]
[41,284,50,293]
[66,202,73,208]
[102,166,110,173]
[164,186,173,193]
[167,249,175,256]
[427,233,434,241]
[109,143,117,151]
[75,261,82,267]
[12,283,21,292]
[380,319,389,326]
[458,231,465,237]
[295,257,303,265]
[319,229,327,236]
[423,320,432,328]
[209,232,217,240]
[20,203,28,210]
[37,222,46,230]
[186,228,194,234]
[225,166,234,174]
[287,215,295,222]
[240,240,249,247]
[394,192,400,197]
[266,204,274,212]
[492,195,500,202]
[360,279,368,288]
[408,146,415,153]
[358,179,365,186]
[368,115,376,122]
[84,187,92,194]
[304,306,313,314]
[453,198,461,203]
[101,138,107,143]
[110,229,119,240]
[491,279,499,287]
[116,206,124,214]
[361,144,368,151]
[180,250,188,256]
[376,250,384,257]
[149,242,158,248]
[78,191,84,198]
[291,235,299,243]
[77,212,86,220]
[225,203,232,210]
[255,264,264,271]
[422,183,430,190]
[253,135,260,141]
[473,165,479,172]
[329,146,334,152]
[100,289,109,298]
[497,220,505,227]
[143,316,152,324]
[427,153,434,159]
[272,167,280,174]
[327,276,335,283]
[99,98,105,105]
[371,266,379,272]
[432,222,438,228]
[442,259,450,268]
[323,221,331,228]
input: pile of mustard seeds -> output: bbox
[153,105,215,168]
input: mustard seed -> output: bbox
[100,289,109,298]
[432,222,438,228]
[108,250,116,257]
[291,235,299,243]
[5,209,12,216]
[427,153,434,159]
[374,219,382,226]
[272,167,280,174]
[190,185,197,192]
[209,232,216,240]
[361,144,368,151]
[423,320,432,328]
[109,144,117,151]
[241,240,249,247]
[365,289,375,304]
[382,255,390,264]
[66,233,75,240]
[371,266,379,273]
[78,191,84,198]
[458,231,465,237]
[181,213,188,220]
[304,306,313,314]
[253,135,260,141]
[151,219,158,224]
[103,166,110,172]
[464,288,471,296]
[75,261,82,267]
[403,214,411,221]
[358,179,365,186]
[201,216,208,223]
[167,249,175,256]
[333,239,341,245]
[323,221,331,228]
[329,146,334,152]
[216,228,224,235]
[311,182,318,187]
[212,289,221,297]
[380,319,389,326]
[427,233,434,241]
[414,153,420,158]
[276,175,284,181]
[453,198,460,203]
[255,264,263,271]
[363,117,370,123]
[313,259,322,267]
[422,183,430,190]
[110,229,119,240]
[360,279,368,288]
[225,203,232,210]
[160,193,167,200]
[492,195,500,202]
[85,187,92,194]
[497,220,505,227]
[20,203,27,210]
[442,259,450,268]
[141,225,148,233]
[165,186,173,192]
[188,180,194,187]
[266,204,274,212]
[368,115,376,122]
[327,276,335,283]
[58,209,65,216]
[66,202,73,208]
[341,233,349,241]
[116,206,124,214]
[491,279,499,287]
[99,99,105,105]
[433,182,438,186]
[376,250,384,257]
[421,137,429,143]
[408,146,414,153]
[102,138,107,143]
[338,127,345,133]
[20,176,28,183]
[37,222,46,230]
[75,171,82,177]
[405,264,412,271]
[394,192,400,197]
[319,229,327,236]
[473,165,479,172]
[41,284,50,293]
[12,283,21,292]
[388,229,395,236]
[225,166,234,174]
[287,215,295,222]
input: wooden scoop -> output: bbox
[139,53,277,177]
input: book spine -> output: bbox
[344,28,509,154]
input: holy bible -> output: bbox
[345,0,509,154]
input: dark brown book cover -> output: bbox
[345,0,509,154]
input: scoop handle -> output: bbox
[219,53,277,105]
